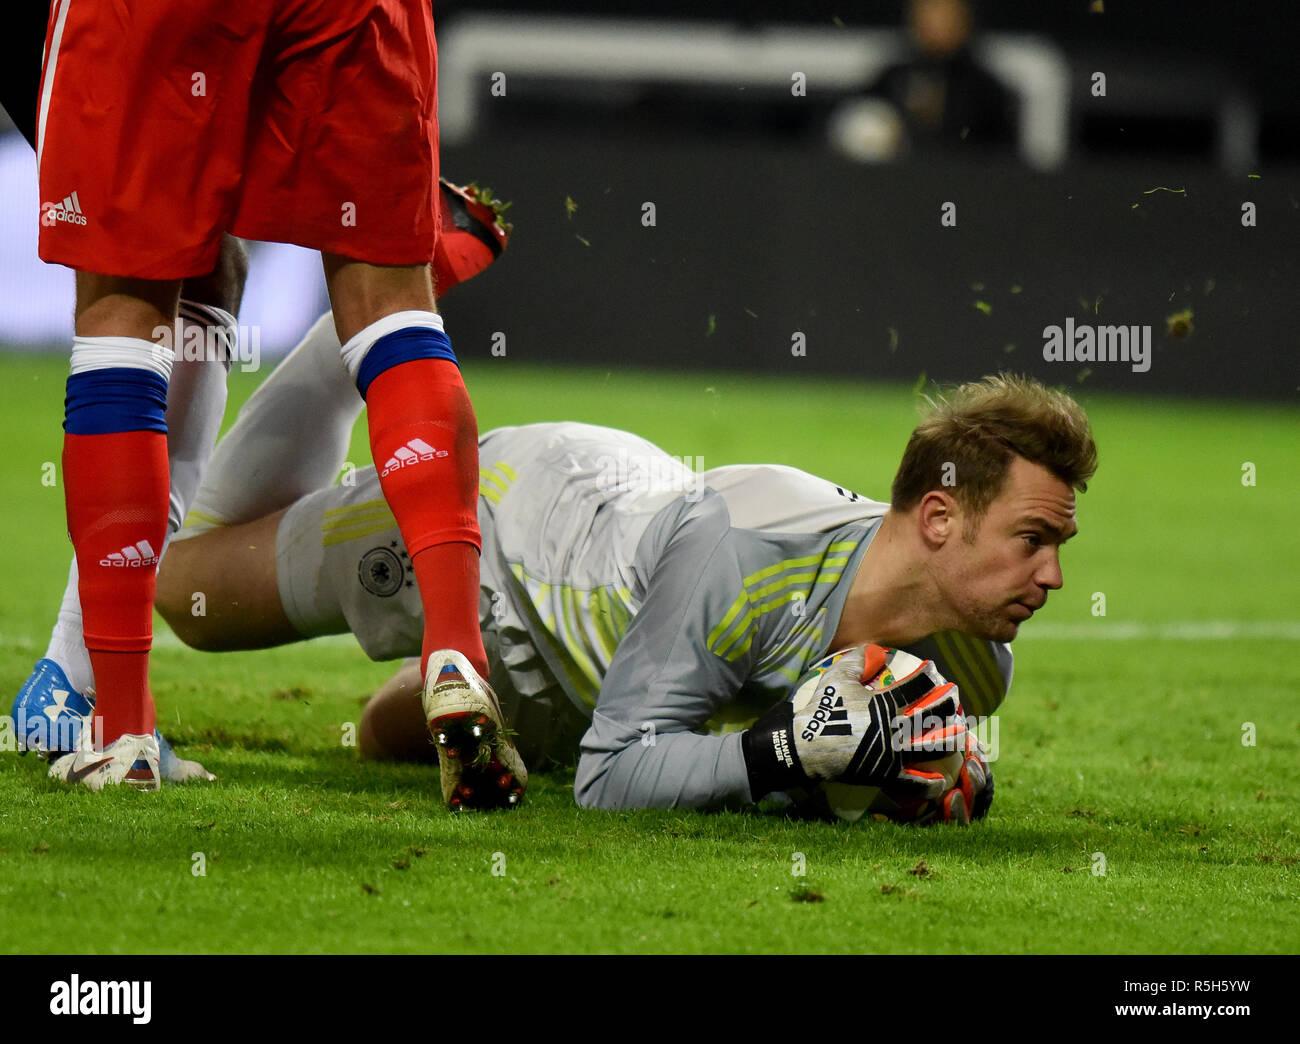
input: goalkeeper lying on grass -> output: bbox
[16,314,1096,818]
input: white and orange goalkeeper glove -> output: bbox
[887,732,993,824]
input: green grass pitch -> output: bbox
[0,351,1296,954]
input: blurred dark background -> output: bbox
[2,1,1296,399]
[436,0,1300,158]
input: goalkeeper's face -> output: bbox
[936,456,1078,642]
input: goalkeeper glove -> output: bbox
[939,733,993,823]
[743,643,967,801]
[887,732,993,825]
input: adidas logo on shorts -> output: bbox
[380,438,448,477]
[99,540,160,568]
[41,191,88,227]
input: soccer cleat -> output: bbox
[432,178,512,296]
[156,730,216,784]
[13,659,214,782]
[12,658,93,754]
[422,650,526,810]
[48,731,161,792]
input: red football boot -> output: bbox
[433,179,512,296]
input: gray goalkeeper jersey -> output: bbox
[275,422,1012,809]
[567,455,1012,811]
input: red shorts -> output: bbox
[37,0,440,279]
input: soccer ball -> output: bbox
[790,646,962,823]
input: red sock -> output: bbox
[410,542,484,679]
[63,430,169,743]
[365,358,488,679]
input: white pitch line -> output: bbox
[1018,621,1300,641]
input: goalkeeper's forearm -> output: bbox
[574,711,753,809]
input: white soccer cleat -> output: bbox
[157,730,216,783]
[14,666,214,784]
[422,650,527,810]
[48,731,161,792]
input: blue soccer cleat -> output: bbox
[12,658,92,754]
[13,658,214,783]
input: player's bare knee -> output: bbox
[322,255,435,345]
[156,597,219,652]
[155,541,216,650]
[155,554,186,623]
[74,274,182,339]
[181,235,250,316]
[358,665,432,763]
[358,699,388,761]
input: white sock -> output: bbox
[338,309,444,382]
[42,302,235,693]
[180,311,363,535]
[43,558,93,693]
[167,304,234,533]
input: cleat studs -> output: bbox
[498,773,513,789]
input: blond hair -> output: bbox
[890,374,1097,522]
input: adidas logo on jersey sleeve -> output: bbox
[380,438,448,477]
[99,540,160,567]
[41,190,88,227]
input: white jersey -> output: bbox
[274,421,1012,805]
